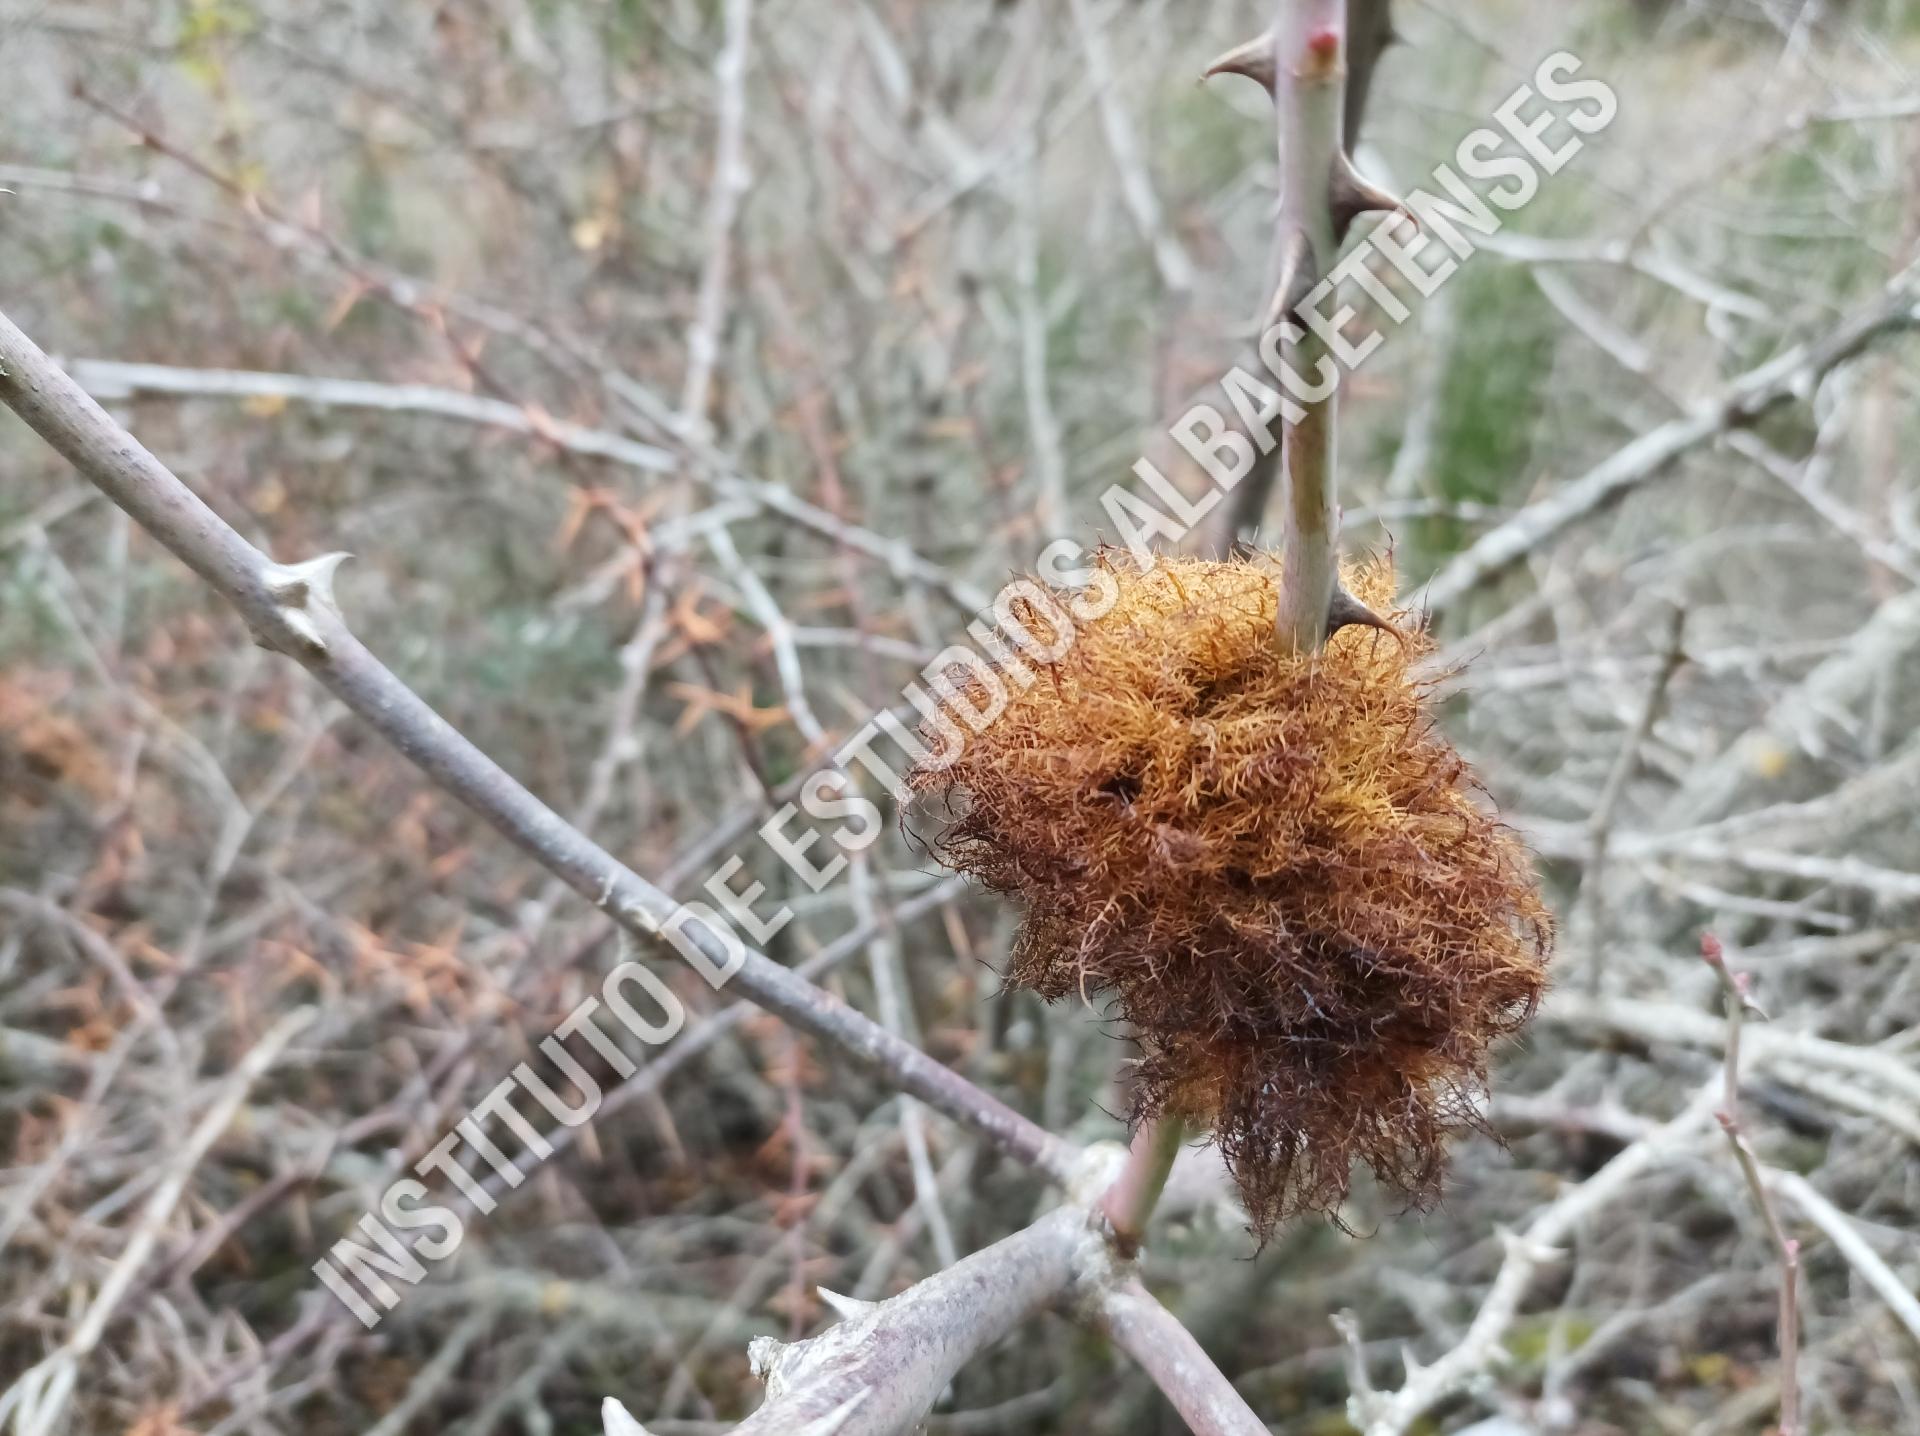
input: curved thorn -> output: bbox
[1202,31,1274,92]
[1327,584,1403,645]
[1331,152,1413,242]
[262,550,353,610]
[1263,229,1319,331]
[816,1287,880,1323]
[602,1398,655,1436]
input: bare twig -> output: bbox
[1771,1170,1920,1349]
[61,357,991,613]
[1579,604,1686,992]
[1701,933,1801,1436]
[1540,992,1920,1112]
[678,0,756,436]
[1359,1082,1722,1436]
[1097,1117,1189,1255]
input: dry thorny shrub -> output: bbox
[912,551,1552,1237]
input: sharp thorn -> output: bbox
[816,1287,879,1322]
[1202,32,1275,92]
[602,1398,656,1436]
[1263,230,1319,330]
[262,551,353,611]
[1327,585,1403,645]
[1331,152,1414,242]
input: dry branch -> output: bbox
[0,309,1077,1185]
[1358,1083,1722,1436]
[61,357,992,612]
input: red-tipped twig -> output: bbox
[1701,932,1802,1436]
[1233,3,1404,650]
[1101,0,1413,1256]
[1202,0,1402,580]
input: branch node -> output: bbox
[258,551,352,658]
[261,549,352,608]
[1066,1139,1131,1210]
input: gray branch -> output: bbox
[730,1206,1091,1436]
[0,308,1078,1185]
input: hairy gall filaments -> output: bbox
[911,552,1552,1240]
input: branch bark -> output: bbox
[729,1206,1089,1436]
[1098,1116,1189,1254]
[1091,1277,1271,1436]
[1270,2,1347,652]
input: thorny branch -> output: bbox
[0,309,1077,1186]
[1202,0,1398,554]
[0,306,1269,1436]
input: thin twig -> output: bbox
[1701,932,1802,1436]
[1361,1082,1722,1435]
[679,0,756,436]
[1580,604,1686,992]
[1771,1170,1920,1349]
